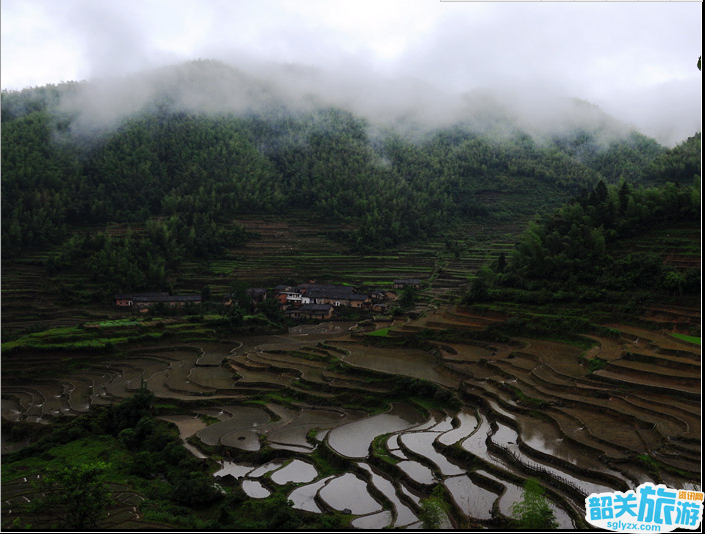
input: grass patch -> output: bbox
[367,327,391,337]
[587,357,608,374]
[371,434,398,465]
[1,435,129,483]
[507,385,547,409]
[670,333,701,345]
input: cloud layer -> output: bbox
[2,0,701,145]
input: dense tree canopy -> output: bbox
[2,71,699,300]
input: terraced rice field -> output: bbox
[2,299,701,529]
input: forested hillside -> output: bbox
[1,61,700,297]
[463,178,701,305]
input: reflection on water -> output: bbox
[475,469,575,529]
[491,421,613,496]
[396,460,436,486]
[270,459,318,485]
[328,403,424,457]
[429,415,454,432]
[248,460,286,478]
[351,511,392,529]
[444,475,496,520]
[213,461,254,478]
[400,484,421,506]
[242,479,270,498]
[319,473,383,515]
[438,408,478,446]
[358,463,418,527]
[400,432,465,476]
[289,476,334,513]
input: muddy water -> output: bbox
[358,463,418,527]
[490,421,614,496]
[399,432,465,476]
[221,429,261,451]
[289,476,335,513]
[196,406,270,446]
[188,366,239,389]
[444,475,496,520]
[396,460,436,486]
[270,459,318,485]
[351,511,392,529]
[318,473,383,515]
[332,343,460,388]
[159,415,207,438]
[158,415,208,458]
[439,408,478,446]
[518,415,629,485]
[241,479,271,498]
[195,342,238,365]
[327,403,425,457]
[267,408,348,450]
[1,398,23,422]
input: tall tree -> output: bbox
[31,462,112,530]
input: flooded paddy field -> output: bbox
[318,473,383,515]
[2,306,701,530]
[327,403,425,458]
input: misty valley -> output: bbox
[1,60,701,530]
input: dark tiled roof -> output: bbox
[299,284,356,294]
[247,288,267,296]
[132,295,201,303]
[300,304,333,312]
[273,284,292,291]
[306,289,367,300]
[115,292,169,299]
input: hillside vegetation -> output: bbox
[3,62,700,308]
[3,61,689,258]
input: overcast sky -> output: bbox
[1,0,701,145]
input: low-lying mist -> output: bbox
[48,59,645,145]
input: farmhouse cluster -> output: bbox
[275,283,374,320]
[114,292,201,311]
[115,279,422,319]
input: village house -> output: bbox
[273,285,303,306]
[303,287,370,308]
[274,283,371,310]
[114,292,201,311]
[370,303,390,313]
[284,303,334,320]
[114,292,169,307]
[393,279,422,290]
[370,290,384,301]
